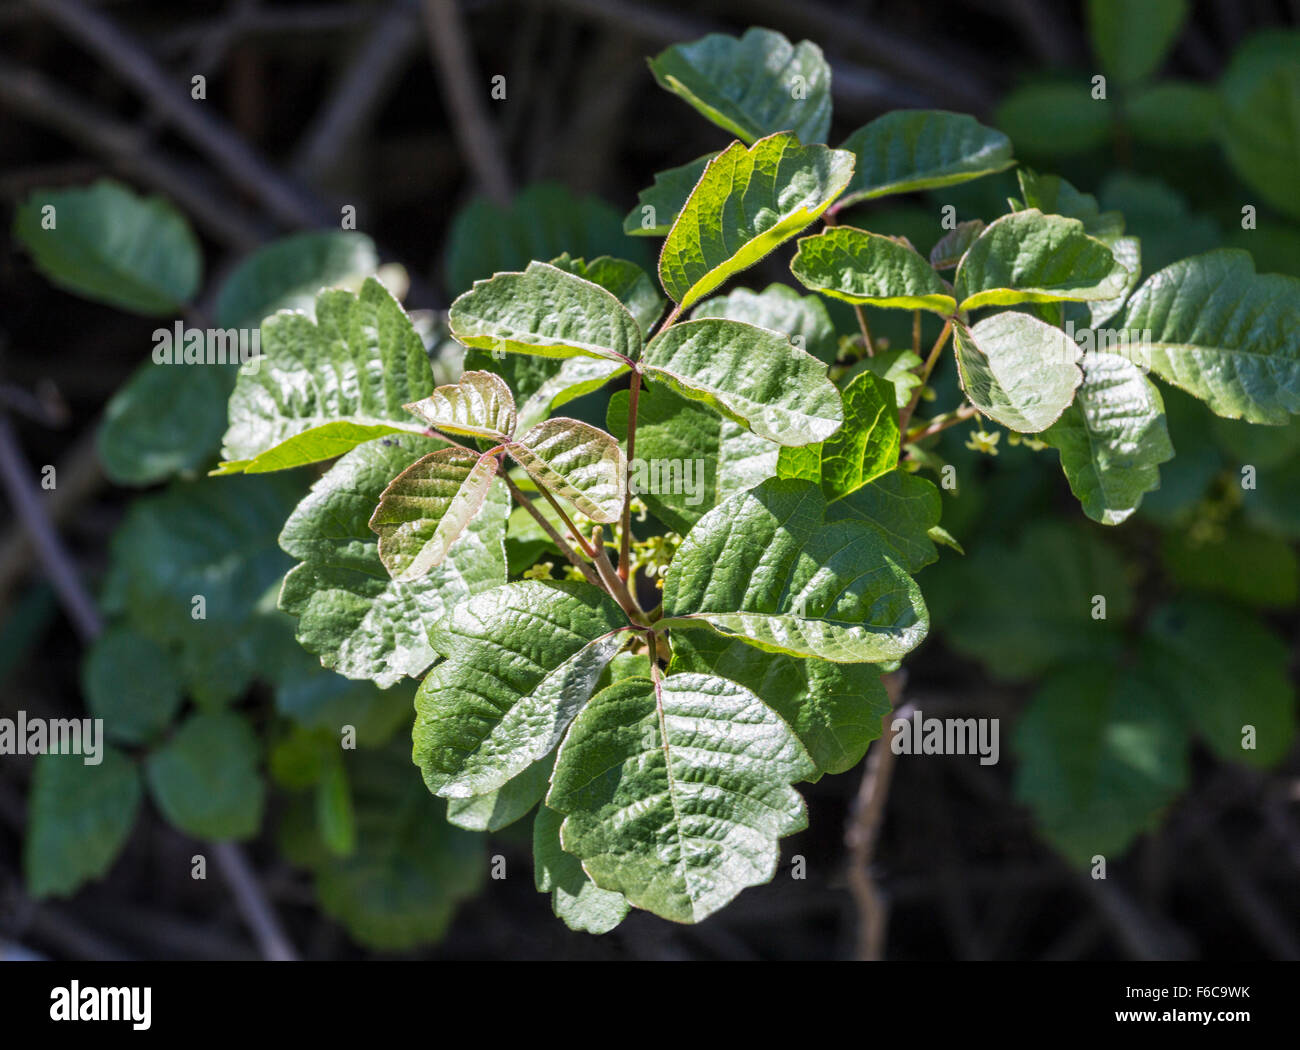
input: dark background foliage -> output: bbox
[0,0,1297,961]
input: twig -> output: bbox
[898,319,954,434]
[421,0,512,204]
[845,683,908,961]
[0,58,266,251]
[500,473,601,589]
[904,403,978,445]
[25,0,329,228]
[291,0,422,181]
[618,369,642,582]
[213,843,299,962]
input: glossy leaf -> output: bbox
[547,672,815,923]
[669,630,890,779]
[448,757,553,832]
[641,318,843,446]
[607,382,779,534]
[1116,250,1300,424]
[835,110,1014,210]
[1042,351,1173,524]
[777,371,900,499]
[219,278,434,472]
[413,581,632,798]
[661,478,929,662]
[534,804,630,934]
[449,261,643,363]
[791,226,956,315]
[691,283,840,364]
[279,434,507,686]
[954,210,1129,310]
[403,370,516,441]
[548,253,665,335]
[659,133,855,309]
[509,418,626,523]
[648,28,832,144]
[370,447,501,581]
[953,313,1083,433]
[825,469,944,573]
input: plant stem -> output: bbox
[904,403,978,444]
[912,310,921,356]
[618,368,642,583]
[500,473,601,589]
[897,318,953,435]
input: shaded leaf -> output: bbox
[145,712,264,840]
[534,804,629,934]
[623,153,715,237]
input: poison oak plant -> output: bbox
[11,18,1300,942]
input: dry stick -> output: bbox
[421,0,512,205]
[845,685,909,961]
[26,0,329,229]
[0,58,266,251]
[290,1,422,180]
[0,413,300,962]
[898,318,954,434]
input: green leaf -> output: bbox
[953,313,1083,433]
[414,581,633,798]
[102,474,299,706]
[13,179,200,315]
[623,154,715,237]
[548,253,665,335]
[955,210,1128,310]
[370,447,501,581]
[98,363,237,486]
[1117,250,1300,424]
[1218,31,1300,221]
[404,370,516,441]
[447,756,553,832]
[1145,600,1296,767]
[1014,169,1124,240]
[930,521,1131,681]
[533,804,629,934]
[145,712,264,840]
[661,478,929,662]
[514,357,631,433]
[82,627,183,745]
[444,182,644,295]
[659,133,854,309]
[995,82,1112,157]
[547,672,814,923]
[929,220,985,271]
[279,434,507,687]
[641,318,843,446]
[215,231,379,329]
[790,227,957,315]
[1087,0,1187,86]
[301,745,484,949]
[777,371,899,499]
[691,283,840,365]
[648,28,832,145]
[219,277,434,472]
[669,630,889,779]
[1160,527,1298,609]
[1042,351,1173,524]
[825,468,944,573]
[24,749,142,898]
[508,418,625,523]
[1126,81,1219,147]
[607,382,779,534]
[835,110,1014,210]
[449,261,643,364]
[1014,661,1187,865]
